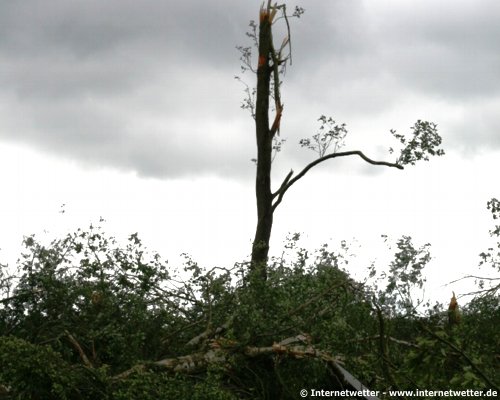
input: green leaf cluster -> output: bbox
[0,214,498,399]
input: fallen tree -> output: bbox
[1,213,499,398]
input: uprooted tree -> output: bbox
[245,1,443,280]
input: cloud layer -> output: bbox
[1,0,499,179]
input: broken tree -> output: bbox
[248,1,443,280]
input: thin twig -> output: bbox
[445,275,500,285]
[346,335,420,349]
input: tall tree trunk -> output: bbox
[251,12,273,280]
[247,3,440,282]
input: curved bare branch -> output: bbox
[272,150,403,211]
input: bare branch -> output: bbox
[65,330,93,368]
[446,275,500,285]
[282,5,293,65]
[186,318,233,348]
[346,335,420,349]
[114,334,348,384]
[272,169,294,198]
[269,38,283,138]
[272,150,403,211]
[459,284,500,298]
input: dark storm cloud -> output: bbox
[0,0,250,63]
[0,0,259,178]
[290,0,500,101]
[281,0,500,155]
[0,0,499,179]
[375,1,500,100]
[373,1,500,152]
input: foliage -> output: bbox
[299,115,347,157]
[369,235,431,317]
[479,198,500,281]
[389,120,445,166]
[0,335,91,399]
[110,370,236,400]
[0,217,498,398]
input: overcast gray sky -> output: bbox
[1,0,499,302]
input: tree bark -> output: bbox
[251,11,274,280]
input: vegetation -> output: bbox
[0,2,497,399]
[0,207,498,398]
